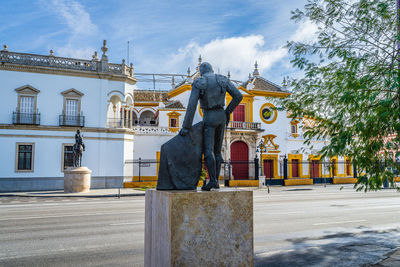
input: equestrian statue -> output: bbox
[73,129,85,167]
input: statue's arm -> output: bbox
[225,80,243,115]
[180,85,200,135]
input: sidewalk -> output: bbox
[0,188,145,198]
[370,248,400,267]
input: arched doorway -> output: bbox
[230,141,249,179]
[139,110,156,126]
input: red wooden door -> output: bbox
[311,160,319,178]
[233,104,245,122]
[263,159,274,178]
[292,159,299,177]
[346,160,351,176]
[230,141,249,179]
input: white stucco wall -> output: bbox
[0,70,133,128]
[0,128,132,178]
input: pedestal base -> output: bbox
[64,167,91,193]
[259,176,266,188]
[145,189,253,267]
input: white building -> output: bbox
[0,44,353,192]
[0,42,136,191]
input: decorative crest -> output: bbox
[282,77,287,87]
[49,50,54,56]
[253,61,260,77]
[101,40,108,61]
[92,51,98,61]
[171,75,175,89]
[101,40,108,55]
[3,45,8,51]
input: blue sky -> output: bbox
[0,0,315,89]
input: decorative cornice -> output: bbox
[15,84,40,94]
[0,124,135,135]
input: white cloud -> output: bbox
[50,0,98,36]
[290,20,318,43]
[165,35,287,81]
[160,19,318,82]
[40,0,98,59]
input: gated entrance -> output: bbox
[263,159,274,178]
[230,141,249,179]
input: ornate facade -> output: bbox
[0,43,352,191]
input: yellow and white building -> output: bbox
[0,44,353,192]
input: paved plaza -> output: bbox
[0,184,399,266]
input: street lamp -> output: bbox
[256,138,267,176]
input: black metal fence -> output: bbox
[278,160,357,182]
[128,158,259,182]
[127,158,366,185]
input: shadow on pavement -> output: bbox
[255,228,400,267]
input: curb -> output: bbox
[0,192,146,198]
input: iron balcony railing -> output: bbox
[228,121,261,130]
[12,112,40,125]
[59,115,85,127]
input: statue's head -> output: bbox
[77,129,80,134]
[199,62,213,75]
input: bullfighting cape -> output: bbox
[156,122,203,190]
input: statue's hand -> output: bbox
[179,128,189,136]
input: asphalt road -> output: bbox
[0,185,399,267]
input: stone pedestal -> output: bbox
[145,189,253,267]
[259,176,266,188]
[64,167,91,193]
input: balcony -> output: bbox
[12,112,40,125]
[107,118,131,128]
[228,121,261,130]
[59,115,85,127]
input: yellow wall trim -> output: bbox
[250,90,290,98]
[134,102,159,107]
[168,84,191,98]
[125,180,204,188]
[132,176,157,181]
[226,94,254,122]
[260,103,278,124]
[284,179,313,186]
[288,154,304,178]
[261,154,278,178]
[333,178,357,184]
[229,180,259,187]
[124,181,157,188]
[167,111,181,132]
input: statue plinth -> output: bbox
[259,176,266,188]
[145,189,254,267]
[64,167,92,193]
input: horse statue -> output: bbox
[73,129,85,167]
